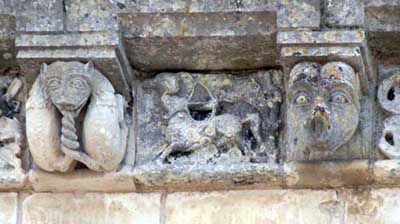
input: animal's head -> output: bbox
[41,61,94,114]
[287,62,360,153]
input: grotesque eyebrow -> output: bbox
[320,62,360,94]
[287,80,316,101]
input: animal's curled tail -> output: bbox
[59,111,102,171]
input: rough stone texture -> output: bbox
[30,168,136,192]
[284,161,370,188]
[22,193,161,224]
[0,193,17,224]
[344,189,400,224]
[366,1,400,64]
[0,0,16,67]
[373,160,400,186]
[165,190,342,224]
[16,32,132,98]
[120,11,277,72]
[323,0,364,27]
[65,0,118,32]
[16,0,64,32]
[137,70,282,166]
[376,65,400,160]
[286,62,363,161]
[134,163,283,192]
[26,61,129,172]
[0,73,26,190]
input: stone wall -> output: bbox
[1,0,400,223]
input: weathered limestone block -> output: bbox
[29,168,136,192]
[22,193,161,224]
[0,193,17,224]
[0,72,26,189]
[0,0,16,67]
[119,14,276,72]
[373,160,400,186]
[165,190,342,224]
[366,1,400,64]
[284,160,370,188]
[115,0,321,73]
[65,0,118,32]
[26,61,128,172]
[323,0,364,27]
[343,189,400,223]
[134,71,283,189]
[16,0,64,32]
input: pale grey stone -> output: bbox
[324,0,364,27]
[16,0,64,32]
[136,71,282,166]
[16,32,132,98]
[65,0,118,32]
[26,61,128,172]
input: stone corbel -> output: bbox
[278,30,376,162]
[278,30,375,95]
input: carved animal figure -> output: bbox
[26,61,128,172]
[287,62,361,161]
[157,83,262,163]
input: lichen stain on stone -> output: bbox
[347,190,383,219]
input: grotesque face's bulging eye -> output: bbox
[294,94,309,105]
[330,91,349,104]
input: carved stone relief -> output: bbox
[377,71,400,159]
[26,61,128,172]
[0,68,25,185]
[137,71,282,166]
[286,61,368,161]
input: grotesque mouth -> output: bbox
[54,101,80,112]
[310,116,330,141]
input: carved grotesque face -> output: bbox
[42,62,92,113]
[287,62,360,153]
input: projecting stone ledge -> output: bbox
[16,32,132,99]
[114,0,320,72]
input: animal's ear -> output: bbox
[84,61,95,76]
[40,63,48,75]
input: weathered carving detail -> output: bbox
[138,71,282,165]
[26,61,128,172]
[286,62,361,161]
[0,72,24,175]
[378,72,400,159]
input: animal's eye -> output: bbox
[294,94,309,105]
[47,79,61,90]
[71,78,87,89]
[330,92,349,104]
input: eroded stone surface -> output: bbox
[30,168,136,192]
[22,193,161,224]
[324,0,364,27]
[16,0,64,32]
[137,71,282,166]
[165,190,342,224]
[26,61,129,172]
[0,193,17,224]
[285,62,366,161]
[344,189,400,224]
[0,72,26,189]
[65,0,118,32]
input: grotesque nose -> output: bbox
[311,98,330,131]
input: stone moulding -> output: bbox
[20,159,400,192]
